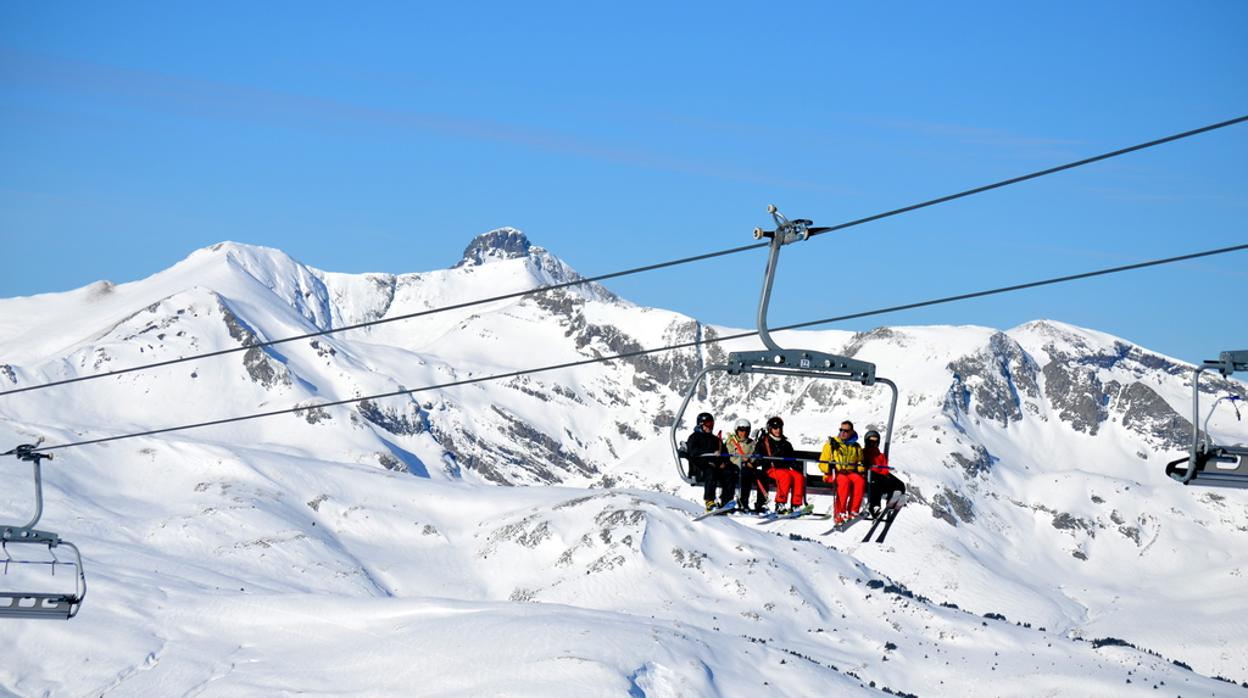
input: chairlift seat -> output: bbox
[0,536,87,620]
[0,591,82,620]
[793,449,837,496]
[675,446,707,486]
[678,446,841,497]
[1167,445,1248,489]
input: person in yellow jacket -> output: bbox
[819,420,865,524]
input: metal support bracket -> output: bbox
[1206,350,1248,377]
[1,527,62,546]
[727,349,876,384]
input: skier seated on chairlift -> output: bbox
[688,412,736,512]
[821,420,866,525]
[726,419,768,513]
[863,430,905,517]
[754,416,811,515]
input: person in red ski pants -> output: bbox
[820,420,865,524]
[754,416,807,515]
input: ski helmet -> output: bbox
[766,416,784,431]
[696,412,714,426]
[865,430,881,442]
[734,418,751,432]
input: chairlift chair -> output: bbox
[1,443,86,619]
[670,206,900,497]
[1165,350,1248,489]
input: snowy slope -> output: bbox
[1,231,1246,696]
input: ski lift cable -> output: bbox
[25,241,1247,455]
[804,114,1248,240]
[3,114,1244,400]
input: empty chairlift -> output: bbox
[1,442,86,619]
[1166,350,1248,488]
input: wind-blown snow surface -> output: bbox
[1,231,1245,696]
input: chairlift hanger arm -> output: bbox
[3,442,54,532]
[742,205,875,379]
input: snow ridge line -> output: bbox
[28,242,1248,454]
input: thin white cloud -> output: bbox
[0,46,850,194]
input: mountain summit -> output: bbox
[454,228,534,268]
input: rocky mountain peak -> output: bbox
[454,228,534,268]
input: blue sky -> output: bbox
[2,2,1245,364]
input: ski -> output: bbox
[821,512,865,536]
[861,492,906,543]
[756,509,830,525]
[757,510,805,525]
[873,494,907,544]
[693,500,737,521]
[860,492,899,542]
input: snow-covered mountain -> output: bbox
[1,231,1245,696]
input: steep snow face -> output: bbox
[1,237,1246,694]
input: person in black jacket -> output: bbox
[753,416,809,515]
[687,412,736,511]
[863,430,906,517]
